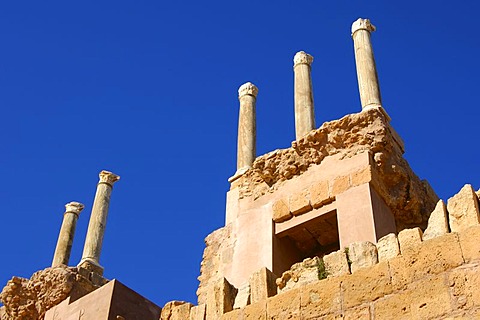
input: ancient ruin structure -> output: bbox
[1,17,480,320]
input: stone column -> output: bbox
[78,170,120,274]
[293,51,315,140]
[236,82,258,173]
[52,202,84,267]
[352,18,382,110]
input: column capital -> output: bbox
[98,170,120,186]
[238,82,259,99]
[293,51,314,67]
[351,18,376,36]
[65,202,84,216]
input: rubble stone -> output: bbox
[347,241,378,273]
[323,250,350,278]
[276,257,324,293]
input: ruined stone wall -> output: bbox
[161,184,480,319]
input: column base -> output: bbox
[78,258,104,276]
[228,166,250,184]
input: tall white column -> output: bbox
[78,170,120,275]
[52,202,84,267]
[293,51,315,140]
[236,82,258,172]
[351,18,382,110]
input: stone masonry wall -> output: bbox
[162,184,480,319]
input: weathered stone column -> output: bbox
[52,202,84,267]
[236,82,258,173]
[78,170,120,274]
[293,51,315,140]
[352,18,382,110]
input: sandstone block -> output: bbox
[423,200,449,240]
[373,274,450,319]
[323,250,350,278]
[448,263,480,310]
[343,306,370,320]
[161,301,188,320]
[347,241,378,273]
[300,278,341,319]
[233,284,251,309]
[172,302,194,320]
[376,233,400,262]
[276,257,322,293]
[397,227,423,255]
[350,166,372,187]
[309,180,331,208]
[272,199,291,223]
[448,184,480,232]
[331,175,350,196]
[266,287,300,319]
[220,309,244,320]
[289,190,312,216]
[389,233,464,290]
[206,278,238,319]
[190,304,206,320]
[341,261,392,309]
[249,268,277,304]
[244,301,267,320]
[459,225,480,262]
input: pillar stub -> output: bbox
[238,82,258,99]
[98,170,120,187]
[64,201,84,216]
[293,51,313,67]
[351,18,376,36]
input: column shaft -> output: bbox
[294,51,315,140]
[352,18,382,109]
[52,202,84,267]
[236,82,258,171]
[79,170,119,273]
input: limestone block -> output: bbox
[323,250,350,278]
[220,309,243,320]
[233,283,250,309]
[244,301,267,320]
[300,278,341,318]
[206,278,238,319]
[309,180,331,208]
[161,301,187,320]
[389,233,464,290]
[190,304,206,320]
[171,302,194,320]
[289,190,312,216]
[266,287,300,320]
[458,225,480,262]
[351,166,372,187]
[276,257,323,293]
[376,233,400,262]
[272,199,291,223]
[447,184,480,232]
[249,267,277,304]
[343,306,370,320]
[423,200,449,240]
[347,241,378,273]
[397,227,423,255]
[341,261,392,309]
[331,175,350,196]
[448,263,480,310]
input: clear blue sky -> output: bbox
[0,1,478,308]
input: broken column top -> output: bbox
[238,82,258,98]
[351,18,376,35]
[64,202,85,216]
[293,51,314,67]
[98,170,120,187]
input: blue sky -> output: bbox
[0,1,478,307]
